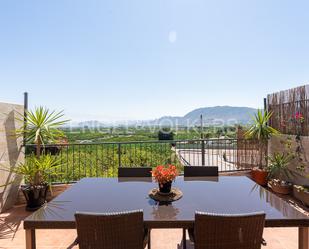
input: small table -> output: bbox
[24,176,309,249]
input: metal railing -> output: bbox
[25,139,259,183]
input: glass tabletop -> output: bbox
[24,176,309,228]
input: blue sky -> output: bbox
[1,0,309,121]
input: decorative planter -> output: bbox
[268,180,292,195]
[159,181,172,194]
[21,183,49,211]
[293,185,309,207]
[252,168,268,186]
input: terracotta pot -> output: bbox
[293,185,309,207]
[252,168,268,186]
[251,169,256,179]
[268,180,292,195]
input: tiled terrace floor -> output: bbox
[0,205,300,249]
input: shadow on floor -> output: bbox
[0,206,30,240]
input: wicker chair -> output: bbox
[182,166,219,249]
[118,167,152,177]
[74,210,149,249]
[188,211,266,249]
[183,166,219,177]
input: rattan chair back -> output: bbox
[184,166,219,177]
[194,211,265,249]
[118,167,152,177]
[75,210,145,249]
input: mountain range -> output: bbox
[75,106,257,127]
[150,106,257,126]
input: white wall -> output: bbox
[0,102,24,213]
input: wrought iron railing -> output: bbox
[25,139,259,183]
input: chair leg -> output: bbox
[67,237,78,249]
[183,228,187,249]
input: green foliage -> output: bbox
[63,126,237,143]
[25,124,239,183]
[267,152,294,180]
[16,106,69,146]
[1,154,63,186]
[35,143,183,183]
[245,110,279,141]
[245,110,280,169]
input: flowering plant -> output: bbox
[290,112,305,137]
[152,165,178,185]
[295,112,305,122]
[279,112,307,172]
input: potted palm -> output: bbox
[1,155,63,210]
[267,152,294,195]
[16,106,69,157]
[14,107,68,210]
[245,110,279,186]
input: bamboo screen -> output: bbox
[267,85,309,136]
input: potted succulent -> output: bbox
[267,152,294,195]
[245,110,279,186]
[1,154,62,210]
[293,185,309,207]
[14,107,68,210]
[152,165,178,194]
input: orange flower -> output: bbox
[152,164,178,184]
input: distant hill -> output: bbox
[152,106,257,126]
[76,106,257,127]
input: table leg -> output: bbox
[148,229,151,249]
[183,228,186,249]
[25,229,36,249]
[299,227,309,249]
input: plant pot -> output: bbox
[268,180,292,195]
[251,168,256,179]
[252,168,268,186]
[21,183,49,211]
[159,181,172,194]
[293,185,309,207]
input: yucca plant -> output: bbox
[1,154,62,186]
[245,109,279,141]
[267,152,294,180]
[0,154,63,210]
[9,107,69,210]
[16,106,69,157]
[245,109,279,169]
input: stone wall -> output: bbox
[0,102,24,213]
[268,134,309,186]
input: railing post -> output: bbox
[23,92,28,147]
[201,139,205,166]
[118,143,121,168]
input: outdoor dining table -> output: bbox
[24,176,309,249]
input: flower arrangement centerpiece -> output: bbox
[152,165,178,194]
